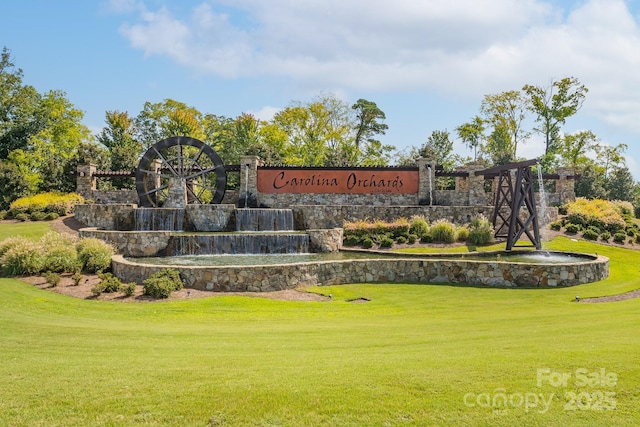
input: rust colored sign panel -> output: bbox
[257,169,419,194]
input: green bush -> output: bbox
[97,272,123,293]
[549,221,563,231]
[44,271,61,287]
[565,223,581,233]
[343,234,361,246]
[44,212,60,221]
[0,236,29,259]
[613,232,626,243]
[395,235,407,244]
[91,282,106,297]
[409,216,429,238]
[72,272,83,286]
[143,269,184,299]
[468,215,494,246]
[362,238,373,249]
[600,231,611,242]
[30,211,47,221]
[123,283,137,297]
[419,233,433,244]
[379,236,394,248]
[76,238,114,273]
[407,234,417,244]
[14,213,29,222]
[582,229,599,241]
[0,210,7,220]
[586,225,601,235]
[430,220,456,243]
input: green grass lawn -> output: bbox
[1,222,639,426]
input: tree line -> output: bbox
[0,46,637,211]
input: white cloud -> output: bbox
[118,0,640,137]
[246,105,281,122]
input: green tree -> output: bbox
[557,130,598,170]
[480,90,530,161]
[351,98,389,165]
[0,47,48,159]
[134,99,205,149]
[97,111,141,188]
[606,166,635,202]
[456,116,485,160]
[26,90,94,193]
[523,77,588,155]
[0,161,30,210]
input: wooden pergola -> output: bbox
[475,159,542,251]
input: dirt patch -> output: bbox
[576,289,640,303]
[20,274,329,302]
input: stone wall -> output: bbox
[111,252,608,292]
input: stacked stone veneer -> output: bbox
[111,252,608,292]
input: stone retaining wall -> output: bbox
[111,251,608,292]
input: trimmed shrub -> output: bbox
[379,236,394,248]
[97,272,123,293]
[549,221,563,231]
[600,231,611,242]
[361,238,373,249]
[76,238,114,273]
[468,215,494,246]
[395,235,407,244]
[0,210,7,220]
[123,283,137,297]
[343,234,360,246]
[30,211,47,221]
[407,234,417,244]
[72,272,83,286]
[430,220,456,243]
[582,229,598,241]
[14,213,29,222]
[0,236,30,259]
[613,232,626,243]
[565,223,581,233]
[143,269,184,299]
[420,233,433,244]
[44,212,60,221]
[44,271,61,287]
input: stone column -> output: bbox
[467,162,488,207]
[76,163,96,200]
[416,158,436,205]
[239,155,261,208]
[164,178,187,208]
[556,167,576,205]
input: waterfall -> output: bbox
[243,164,249,208]
[536,164,548,225]
[167,233,309,255]
[236,209,295,231]
[427,165,433,206]
[135,208,185,231]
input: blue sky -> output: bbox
[2,0,640,177]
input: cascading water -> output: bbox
[427,165,433,206]
[536,163,548,225]
[134,208,185,231]
[166,232,309,256]
[243,164,249,208]
[236,208,294,231]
